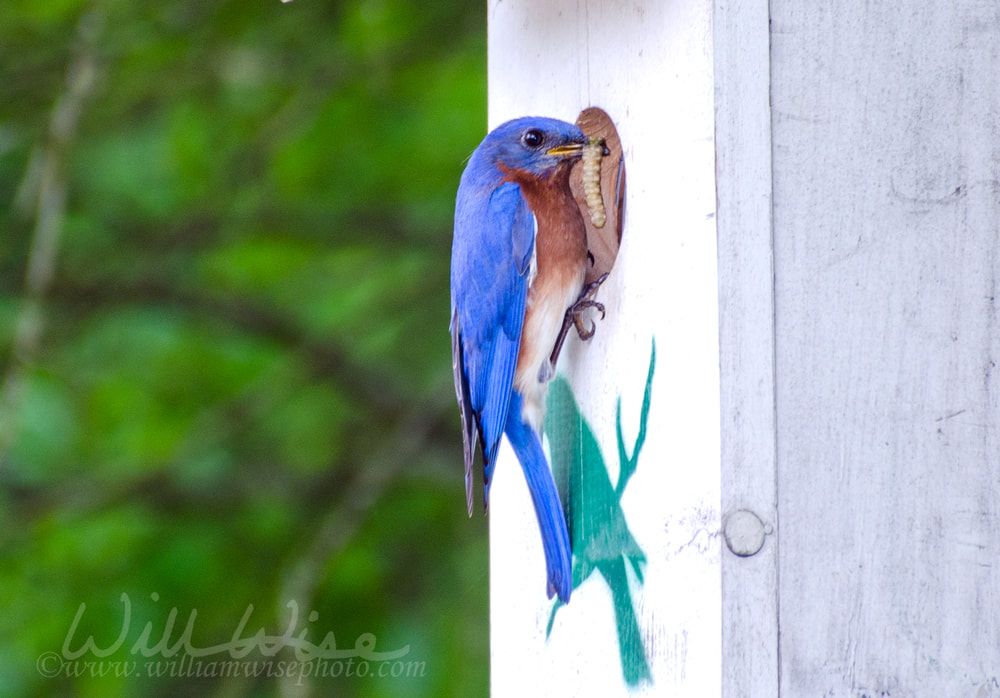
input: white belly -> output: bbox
[513,267,586,432]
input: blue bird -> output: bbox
[450,116,605,603]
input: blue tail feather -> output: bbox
[505,391,573,602]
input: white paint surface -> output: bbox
[488,1,1000,696]
[488,0,721,696]
[714,0,781,695]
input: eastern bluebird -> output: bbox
[450,116,606,602]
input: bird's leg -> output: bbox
[566,273,608,341]
[537,273,610,382]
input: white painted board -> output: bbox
[486,2,1000,696]
[487,1,721,696]
[714,0,780,695]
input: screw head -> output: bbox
[724,509,766,557]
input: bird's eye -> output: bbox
[522,129,544,148]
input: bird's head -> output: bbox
[471,117,586,182]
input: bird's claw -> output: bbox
[569,299,605,341]
[578,273,609,299]
[568,272,608,341]
[541,272,611,381]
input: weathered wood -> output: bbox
[488,1,721,695]
[770,2,1000,695]
[714,0,780,695]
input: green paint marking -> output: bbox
[545,339,656,686]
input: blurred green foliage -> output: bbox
[0,0,488,695]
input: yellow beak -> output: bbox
[545,142,585,157]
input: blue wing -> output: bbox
[451,180,534,514]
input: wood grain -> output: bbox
[770,2,1000,695]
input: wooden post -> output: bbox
[769,2,1000,695]
[715,0,779,695]
[488,1,721,696]
[488,1,1000,696]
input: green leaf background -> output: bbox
[0,1,488,695]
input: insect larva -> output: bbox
[582,136,606,228]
